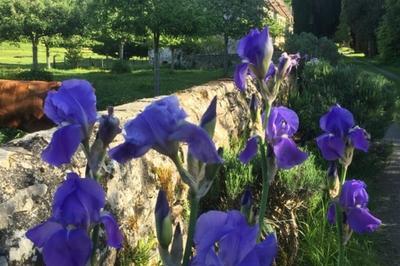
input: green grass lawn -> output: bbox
[0,41,102,65]
[0,41,225,110]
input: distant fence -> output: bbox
[53,54,241,70]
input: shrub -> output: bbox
[15,70,54,81]
[92,38,149,59]
[289,60,398,141]
[284,32,340,64]
[63,35,88,68]
[200,141,256,211]
[111,60,132,74]
[0,128,25,144]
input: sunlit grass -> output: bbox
[338,47,365,58]
[0,41,103,65]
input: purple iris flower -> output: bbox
[327,180,381,234]
[277,52,300,79]
[52,172,105,228]
[109,96,222,164]
[234,27,274,91]
[191,210,277,266]
[317,105,370,161]
[42,79,97,166]
[26,173,123,264]
[26,220,92,266]
[239,106,308,169]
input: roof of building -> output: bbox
[267,0,293,22]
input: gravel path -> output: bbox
[372,124,400,265]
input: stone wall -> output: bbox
[0,79,255,265]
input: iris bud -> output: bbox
[99,106,121,147]
[240,189,254,224]
[327,161,340,198]
[249,94,259,123]
[200,96,217,138]
[155,190,173,249]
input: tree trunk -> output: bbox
[31,36,39,70]
[153,31,161,96]
[119,40,125,61]
[223,33,229,76]
[45,43,51,69]
[171,47,175,70]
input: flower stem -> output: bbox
[335,202,345,266]
[336,165,348,265]
[91,224,100,266]
[257,102,272,242]
[257,141,269,241]
[182,191,199,266]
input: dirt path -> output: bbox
[371,124,400,265]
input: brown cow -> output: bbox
[0,80,61,132]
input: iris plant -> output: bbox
[110,95,222,264]
[317,105,369,172]
[316,106,378,266]
[327,179,381,266]
[233,27,305,241]
[239,106,307,169]
[42,79,97,167]
[27,79,123,266]
[327,180,381,234]
[191,210,277,266]
[109,95,221,165]
[26,173,123,266]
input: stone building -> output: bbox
[266,0,294,46]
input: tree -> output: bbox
[377,0,400,61]
[87,0,145,62]
[120,0,205,95]
[341,0,385,56]
[0,0,82,70]
[202,0,266,75]
[292,0,341,38]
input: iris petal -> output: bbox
[100,212,124,248]
[109,142,152,164]
[141,96,187,150]
[200,96,217,129]
[339,180,369,208]
[239,136,259,164]
[60,80,97,123]
[123,113,154,146]
[267,106,299,139]
[194,211,231,251]
[320,105,354,137]
[347,207,381,233]
[273,137,308,169]
[237,27,272,78]
[253,234,277,266]
[26,220,63,248]
[44,79,97,126]
[316,133,345,161]
[53,173,105,227]
[234,63,249,91]
[170,122,222,164]
[218,221,258,265]
[42,228,92,266]
[265,63,276,82]
[327,203,336,225]
[41,124,83,166]
[349,126,369,152]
